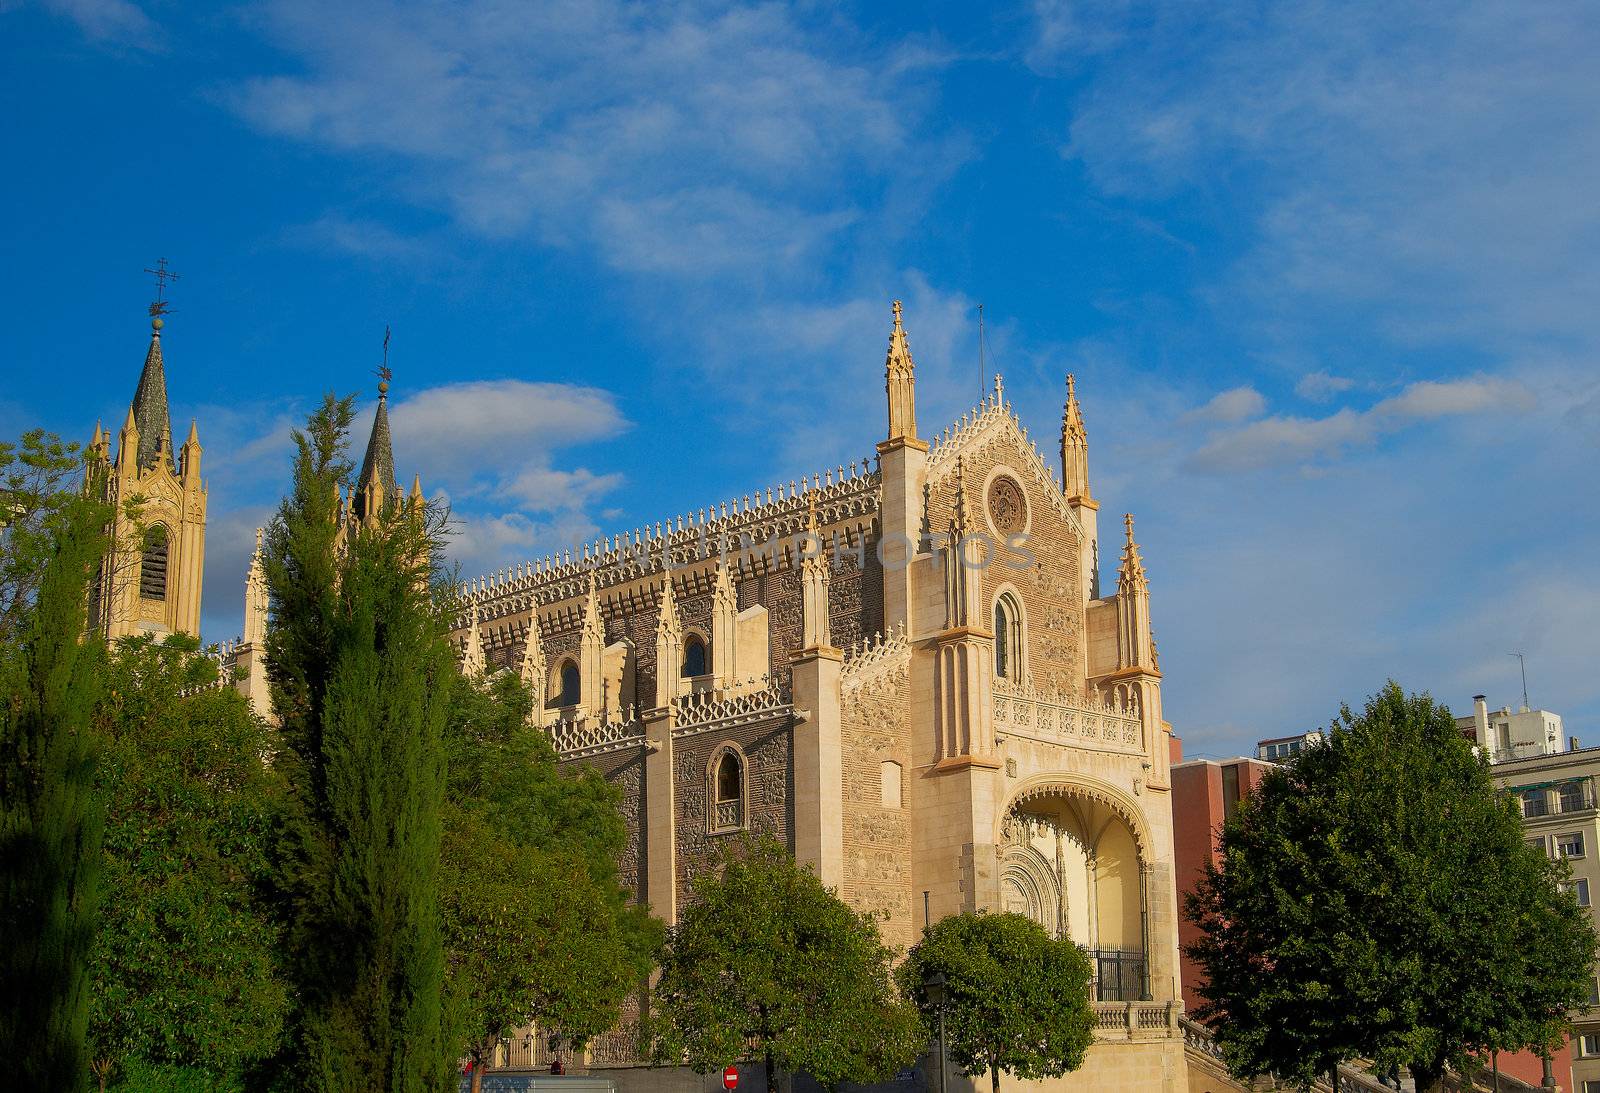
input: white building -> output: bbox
[1457,694,1568,764]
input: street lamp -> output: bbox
[923,969,948,1093]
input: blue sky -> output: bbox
[4,0,1598,757]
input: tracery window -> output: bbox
[994,592,1024,682]
[682,634,708,678]
[552,659,580,708]
[139,524,169,601]
[709,745,746,833]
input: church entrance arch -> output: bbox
[999,777,1152,1002]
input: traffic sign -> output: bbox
[722,1065,739,1089]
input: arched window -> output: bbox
[139,524,169,601]
[994,592,1024,682]
[880,760,903,809]
[682,634,708,677]
[709,745,746,833]
[552,660,580,708]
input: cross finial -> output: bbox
[1124,512,1136,539]
[892,299,903,326]
[994,373,1004,401]
[375,325,393,396]
[143,257,180,321]
[1067,373,1077,400]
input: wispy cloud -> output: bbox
[1178,386,1265,425]
[1295,371,1356,402]
[1187,376,1534,473]
[32,0,159,48]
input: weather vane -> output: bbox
[143,257,179,319]
[375,325,393,392]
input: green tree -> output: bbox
[440,672,660,1092]
[0,434,110,1092]
[1186,682,1597,1093]
[898,912,1095,1093]
[651,835,923,1093]
[263,395,456,1093]
[87,635,289,1091]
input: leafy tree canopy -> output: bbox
[88,635,288,1091]
[899,912,1095,1093]
[441,671,659,1090]
[1186,681,1597,1093]
[651,835,923,1093]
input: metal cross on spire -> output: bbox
[143,257,180,318]
[375,325,393,394]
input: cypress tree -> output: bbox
[264,395,455,1092]
[0,483,110,1091]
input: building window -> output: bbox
[1522,789,1549,818]
[139,524,169,601]
[551,660,580,708]
[1557,833,1586,859]
[1528,836,1547,856]
[1582,1034,1600,1057]
[709,745,746,833]
[1589,977,1599,1006]
[682,634,708,678]
[993,593,1023,683]
[1583,1081,1600,1093]
[880,760,903,810]
[1560,780,1588,813]
[1571,879,1592,908]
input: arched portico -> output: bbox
[998,774,1157,1002]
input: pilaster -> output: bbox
[877,436,928,634]
[790,645,844,889]
[643,706,678,925]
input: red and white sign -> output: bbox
[722,1065,739,1089]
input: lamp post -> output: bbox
[924,969,948,1093]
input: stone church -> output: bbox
[93,301,1191,1091]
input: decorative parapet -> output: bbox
[925,385,1086,535]
[993,677,1143,755]
[674,676,791,736]
[841,624,910,692]
[548,708,645,760]
[452,461,882,624]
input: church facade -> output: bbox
[447,304,1188,1090]
[99,297,1190,1090]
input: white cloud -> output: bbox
[1053,3,1600,357]
[1178,386,1265,425]
[226,1,934,278]
[1188,375,1533,473]
[1295,371,1356,402]
[35,0,158,47]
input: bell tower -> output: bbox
[87,268,207,641]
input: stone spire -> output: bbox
[944,456,980,630]
[1061,374,1092,503]
[800,495,831,650]
[243,528,269,647]
[1118,513,1147,593]
[1116,513,1154,673]
[461,601,486,679]
[355,377,398,523]
[520,613,550,727]
[579,571,605,711]
[711,555,737,686]
[884,300,917,442]
[654,569,684,707]
[130,316,175,473]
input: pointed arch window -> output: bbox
[139,524,169,601]
[709,744,747,833]
[552,659,580,709]
[994,592,1024,683]
[682,634,708,678]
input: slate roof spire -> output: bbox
[131,316,175,473]
[354,364,398,523]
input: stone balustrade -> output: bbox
[1091,1000,1181,1041]
[993,678,1144,756]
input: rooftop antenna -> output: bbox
[143,257,180,319]
[977,303,985,400]
[1508,651,1530,711]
